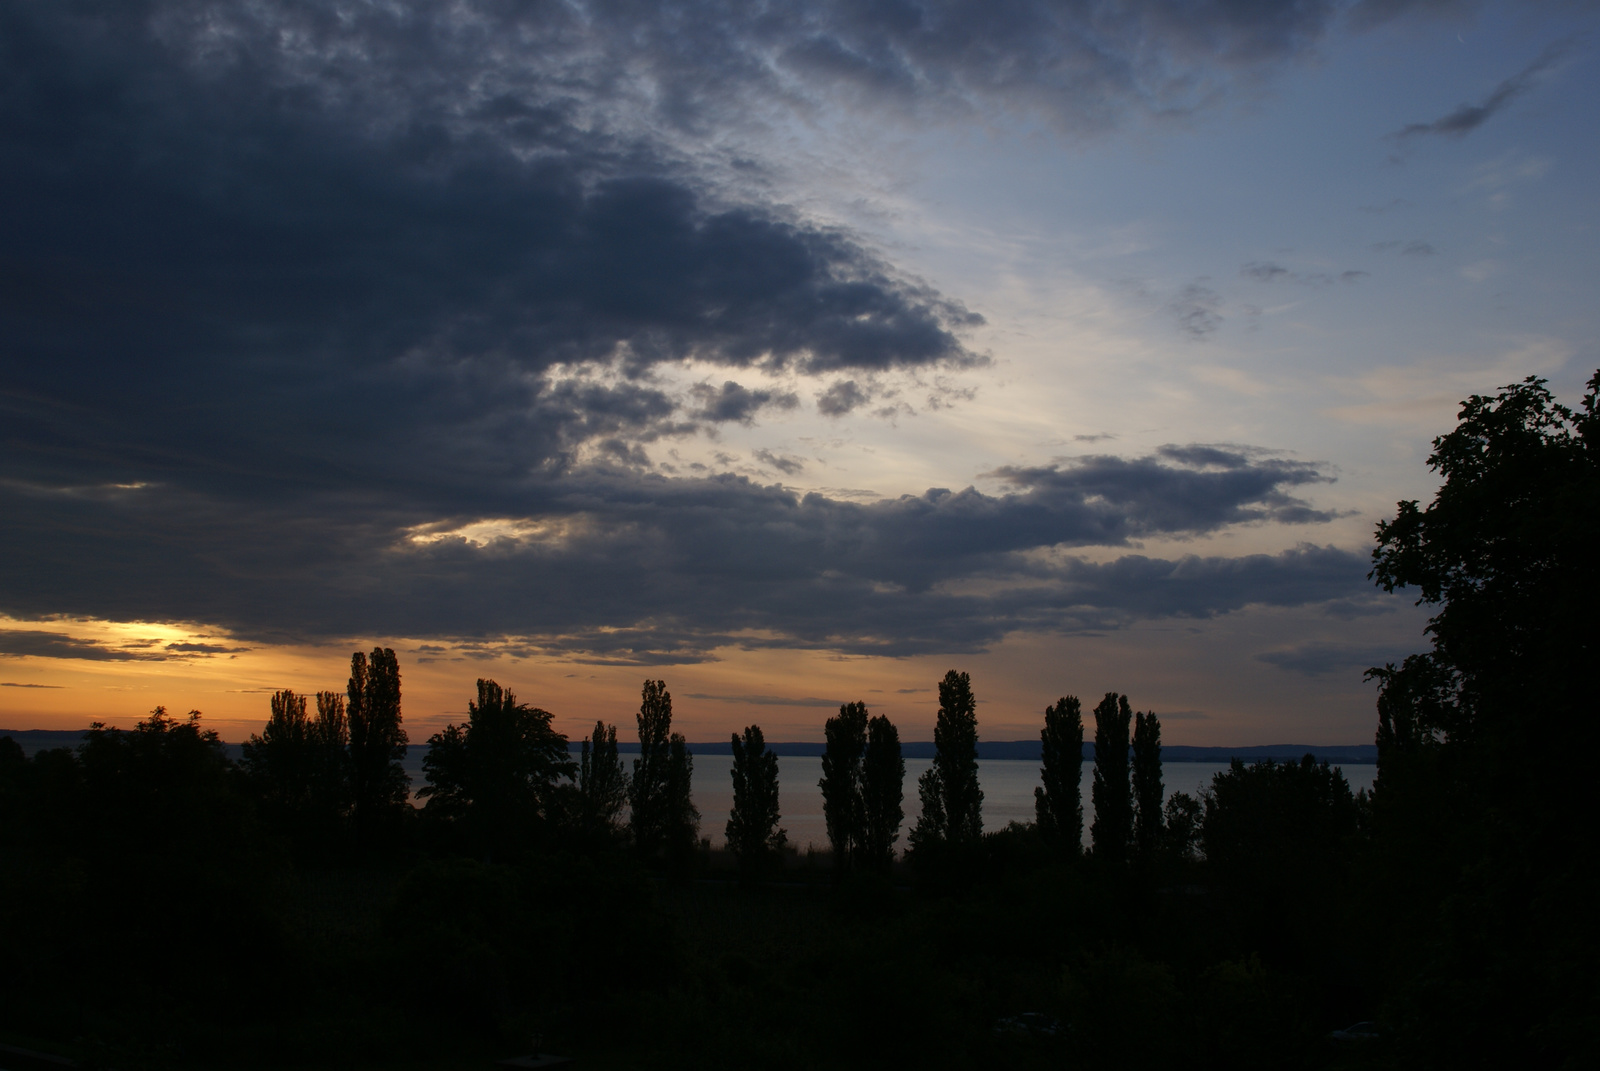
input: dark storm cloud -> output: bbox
[0,448,1364,660]
[2,1,980,509]
[1388,42,1570,141]
[1,2,1382,662]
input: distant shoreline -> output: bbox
[1,728,1375,764]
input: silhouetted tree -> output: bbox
[629,679,672,856]
[860,713,905,873]
[1365,371,1600,1065]
[578,719,628,841]
[727,724,786,883]
[1090,693,1132,862]
[629,680,698,864]
[665,732,699,871]
[419,679,575,857]
[1201,756,1359,920]
[1163,791,1201,860]
[910,670,983,852]
[241,689,314,812]
[1034,695,1084,853]
[347,648,409,839]
[820,701,868,871]
[1132,709,1163,856]
[308,689,350,823]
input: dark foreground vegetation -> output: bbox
[2,373,1595,1070]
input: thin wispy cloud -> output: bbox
[1388,41,1571,142]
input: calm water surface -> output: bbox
[688,755,1377,852]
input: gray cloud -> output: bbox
[1388,41,1569,141]
[685,693,842,708]
[753,449,808,476]
[1240,262,1364,286]
[817,380,872,417]
[691,382,801,425]
[2,682,65,688]
[0,447,1361,660]
[1255,641,1417,677]
[1169,282,1223,340]
[0,2,1390,665]
[0,630,168,662]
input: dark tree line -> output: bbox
[819,700,905,875]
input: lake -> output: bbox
[684,755,1377,853]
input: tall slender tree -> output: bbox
[727,724,786,883]
[820,701,869,871]
[910,670,983,852]
[309,689,350,823]
[860,713,905,873]
[665,732,699,870]
[578,720,628,839]
[1132,709,1164,856]
[347,648,409,838]
[629,679,697,862]
[1034,695,1084,853]
[1090,692,1133,862]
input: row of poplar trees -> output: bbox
[797,670,1177,880]
[243,652,1176,869]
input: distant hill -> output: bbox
[2,728,1375,766]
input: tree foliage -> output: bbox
[1034,695,1083,854]
[911,670,983,852]
[241,688,350,850]
[1089,693,1132,862]
[820,700,868,871]
[419,679,575,857]
[726,724,786,883]
[578,720,628,841]
[1366,372,1600,1065]
[1132,709,1163,856]
[629,679,698,865]
[860,713,905,873]
[347,648,409,837]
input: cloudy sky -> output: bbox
[3,0,1596,745]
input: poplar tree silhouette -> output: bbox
[860,713,905,873]
[727,724,786,884]
[1090,693,1132,862]
[629,680,698,864]
[1132,709,1164,856]
[910,670,983,852]
[347,648,409,840]
[579,720,628,839]
[665,732,699,871]
[309,689,350,823]
[1034,695,1084,854]
[629,679,673,857]
[820,701,868,871]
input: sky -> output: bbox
[3,0,1597,747]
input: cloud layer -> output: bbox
[0,2,1395,664]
